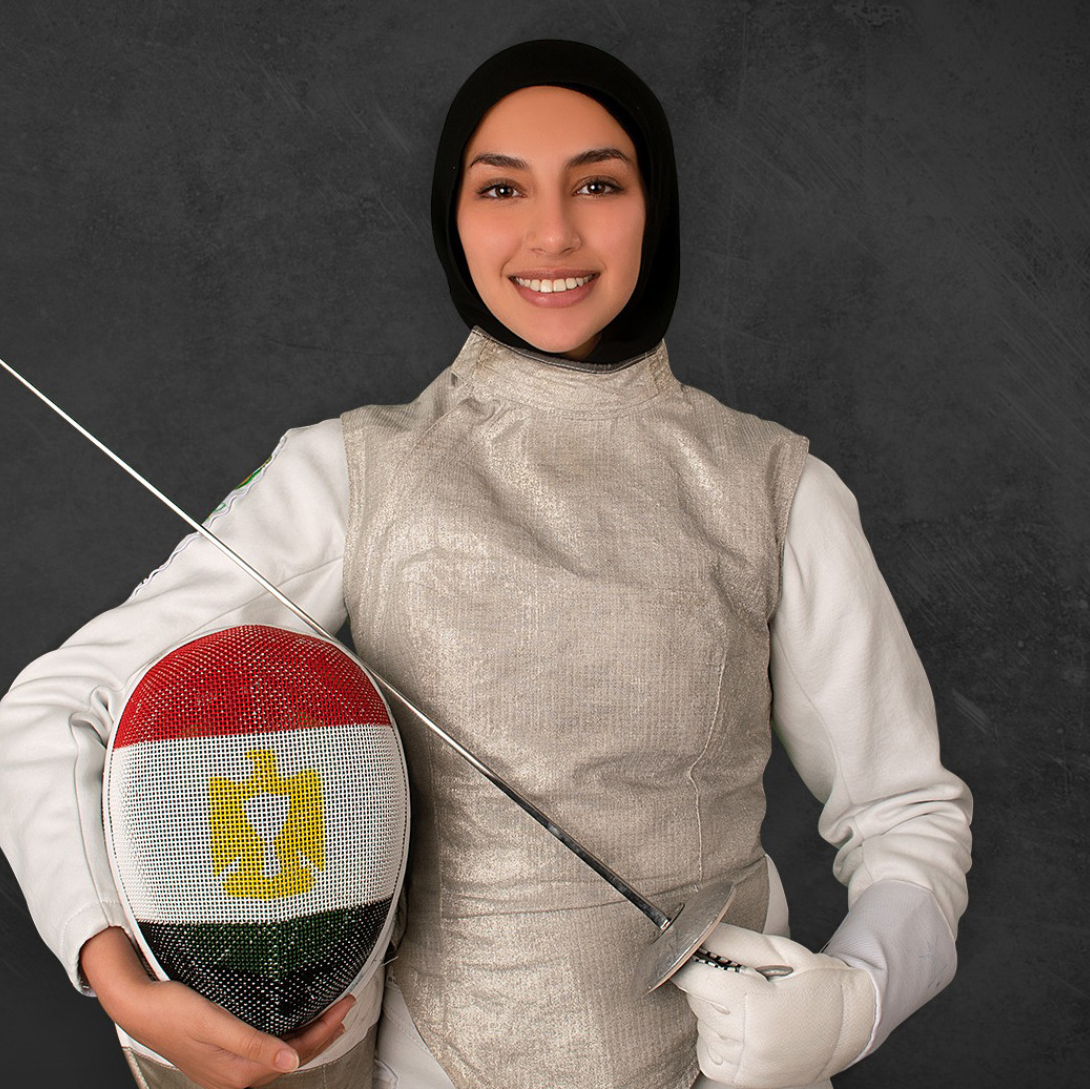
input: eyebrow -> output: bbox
[465,147,635,171]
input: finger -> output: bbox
[672,957,770,1002]
[687,991,736,1021]
[246,1020,347,1089]
[683,981,761,1037]
[283,994,355,1044]
[309,994,356,1032]
[209,1009,300,1076]
[301,1024,347,1069]
[696,1025,744,1064]
[700,923,801,966]
[283,996,356,1066]
[696,1035,745,1087]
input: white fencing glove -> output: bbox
[672,924,878,1088]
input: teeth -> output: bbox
[514,274,594,293]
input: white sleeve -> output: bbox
[769,454,973,1052]
[0,418,350,992]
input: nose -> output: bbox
[526,190,580,256]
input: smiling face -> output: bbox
[455,86,647,360]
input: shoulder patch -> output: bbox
[205,433,289,525]
[127,434,289,599]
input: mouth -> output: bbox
[509,271,599,308]
[511,272,598,294]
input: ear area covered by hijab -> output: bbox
[431,39,680,366]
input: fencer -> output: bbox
[0,38,971,1089]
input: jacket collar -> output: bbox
[450,327,678,417]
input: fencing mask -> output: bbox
[102,624,409,1035]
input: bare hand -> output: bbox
[252,994,356,1086]
[81,928,355,1089]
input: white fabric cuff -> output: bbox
[823,879,958,1057]
[61,901,128,995]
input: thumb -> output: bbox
[700,923,813,970]
[213,1013,300,1074]
[672,953,769,1004]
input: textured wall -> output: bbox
[1,0,1086,1085]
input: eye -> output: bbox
[476,182,520,200]
[576,178,623,196]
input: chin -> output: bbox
[514,322,600,358]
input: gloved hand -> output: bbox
[672,924,878,1089]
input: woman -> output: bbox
[0,40,971,1089]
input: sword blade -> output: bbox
[0,354,672,931]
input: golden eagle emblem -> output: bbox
[209,749,324,900]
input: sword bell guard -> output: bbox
[636,874,739,994]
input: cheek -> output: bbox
[457,199,512,273]
[455,198,484,274]
[600,206,646,293]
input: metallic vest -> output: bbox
[341,329,809,1089]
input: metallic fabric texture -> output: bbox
[341,328,809,1089]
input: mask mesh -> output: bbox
[105,625,409,1034]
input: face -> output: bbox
[456,85,646,360]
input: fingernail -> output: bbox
[275,1048,300,1072]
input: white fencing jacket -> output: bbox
[0,338,972,1072]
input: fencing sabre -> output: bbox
[1,355,790,992]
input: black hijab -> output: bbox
[431,40,680,366]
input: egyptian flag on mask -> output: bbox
[104,625,409,1035]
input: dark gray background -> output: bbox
[1,0,1086,1085]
